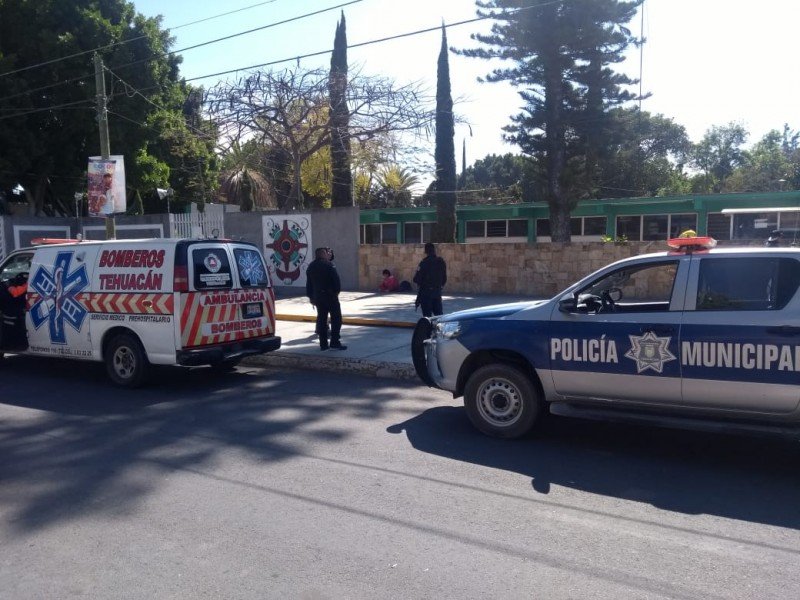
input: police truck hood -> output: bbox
[436,300,546,322]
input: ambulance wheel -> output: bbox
[105,333,149,388]
[464,364,539,439]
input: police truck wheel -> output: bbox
[105,333,149,388]
[464,364,539,439]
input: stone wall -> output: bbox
[359,241,665,296]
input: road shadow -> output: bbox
[0,355,413,533]
[387,406,800,529]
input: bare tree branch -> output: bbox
[205,66,433,209]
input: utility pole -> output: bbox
[94,53,115,239]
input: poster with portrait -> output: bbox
[262,214,312,286]
[88,155,126,217]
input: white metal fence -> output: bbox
[169,213,224,239]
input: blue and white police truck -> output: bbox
[412,237,800,439]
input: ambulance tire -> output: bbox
[464,363,540,439]
[105,333,150,388]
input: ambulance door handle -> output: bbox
[766,325,800,336]
[142,300,153,308]
[640,325,674,336]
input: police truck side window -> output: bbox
[583,261,679,311]
[192,248,233,290]
[696,257,800,311]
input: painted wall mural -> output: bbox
[262,214,312,286]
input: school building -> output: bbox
[359,191,800,245]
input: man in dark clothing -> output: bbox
[0,274,28,350]
[413,242,447,317]
[306,247,347,351]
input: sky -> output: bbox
[131,0,800,181]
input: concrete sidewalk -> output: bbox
[243,290,537,379]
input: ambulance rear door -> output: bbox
[178,242,274,349]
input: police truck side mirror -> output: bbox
[558,294,578,313]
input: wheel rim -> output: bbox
[112,346,136,380]
[476,376,523,427]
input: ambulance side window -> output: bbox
[233,248,269,288]
[191,248,233,290]
[696,257,800,311]
[0,253,33,283]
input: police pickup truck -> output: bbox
[412,237,800,439]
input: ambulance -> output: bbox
[0,238,280,387]
[412,236,800,439]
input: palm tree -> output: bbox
[376,165,419,208]
[218,142,279,211]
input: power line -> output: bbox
[0,99,94,121]
[0,0,287,79]
[0,0,364,104]
[156,0,364,65]
[184,13,500,83]
[1,0,550,105]
[171,0,281,31]
[0,71,95,104]
[0,1,557,125]
[107,0,364,77]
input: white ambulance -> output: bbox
[0,238,281,386]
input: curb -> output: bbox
[276,314,416,329]
[242,352,418,380]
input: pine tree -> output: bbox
[460,0,642,241]
[329,12,353,207]
[433,24,457,243]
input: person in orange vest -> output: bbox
[0,274,28,350]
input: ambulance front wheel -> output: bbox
[105,333,149,388]
[464,363,540,439]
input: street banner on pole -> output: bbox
[88,156,126,217]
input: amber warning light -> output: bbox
[666,236,717,252]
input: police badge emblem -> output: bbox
[625,331,677,374]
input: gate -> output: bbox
[169,212,224,239]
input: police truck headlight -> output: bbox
[436,321,461,339]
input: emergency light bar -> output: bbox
[666,236,717,252]
[30,237,83,246]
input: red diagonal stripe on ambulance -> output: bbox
[181,293,201,347]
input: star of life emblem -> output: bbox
[29,251,90,344]
[237,250,266,285]
[625,331,676,374]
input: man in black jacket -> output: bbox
[413,242,447,317]
[0,273,28,350]
[306,247,347,351]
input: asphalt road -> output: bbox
[1,355,799,599]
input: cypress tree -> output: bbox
[127,190,144,215]
[433,24,457,243]
[329,12,353,207]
